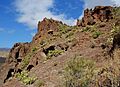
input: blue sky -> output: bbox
[0,0,119,48]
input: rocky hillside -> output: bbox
[0,6,120,87]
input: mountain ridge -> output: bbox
[0,6,120,87]
[0,48,10,51]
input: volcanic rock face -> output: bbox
[77,6,113,27]
[4,18,65,66]
[32,18,64,44]
[8,43,30,63]
[38,18,63,34]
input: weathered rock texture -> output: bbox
[32,18,64,44]
[7,43,30,63]
[77,6,113,27]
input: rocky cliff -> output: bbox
[0,6,120,87]
[77,6,113,27]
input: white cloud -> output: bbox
[112,0,120,6]
[14,0,120,28]
[79,0,120,19]
[14,0,75,29]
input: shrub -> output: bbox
[107,23,120,44]
[32,47,37,52]
[65,32,74,38]
[107,37,114,44]
[111,23,120,36]
[81,26,90,32]
[21,54,32,69]
[21,57,30,69]
[16,70,37,85]
[63,56,120,87]
[47,50,64,59]
[63,57,95,87]
[59,24,71,34]
[92,31,102,39]
[112,7,120,19]
[93,67,120,87]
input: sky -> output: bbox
[0,0,120,48]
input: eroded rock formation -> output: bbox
[77,6,113,27]
[8,43,30,63]
[32,18,64,44]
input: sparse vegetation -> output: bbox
[32,47,37,52]
[16,70,37,85]
[111,23,120,36]
[66,37,76,43]
[21,54,32,69]
[92,31,102,39]
[106,7,120,44]
[107,37,114,44]
[81,25,102,39]
[86,25,102,39]
[93,66,120,87]
[107,23,120,44]
[47,49,64,59]
[81,26,90,32]
[65,32,74,38]
[63,55,120,87]
[63,56,96,87]
[112,6,120,19]
[59,24,71,34]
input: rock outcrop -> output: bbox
[0,18,67,86]
[32,18,64,44]
[7,43,30,63]
[77,6,113,27]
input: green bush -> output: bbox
[21,57,30,69]
[16,70,37,85]
[47,50,64,59]
[92,31,102,39]
[65,32,74,38]
[59,24,71,34]
[32,47,37,52]
[63,57,95,87]
[21,54,32,69]
[81,27,90,32]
